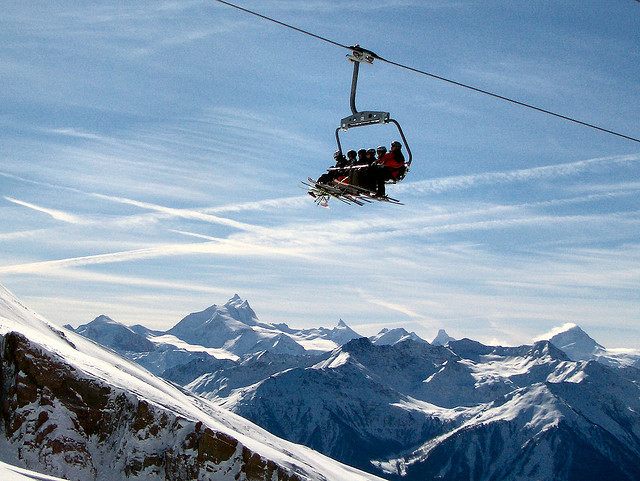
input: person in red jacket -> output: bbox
[374,141,406,196]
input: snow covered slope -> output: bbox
[0,461,67,481]
[0,284,383,481]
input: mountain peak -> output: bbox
[221,294,258,326]
[541,323,604,361]
[226,293,244,306]
[93,314,117,324]
[167,297,260,350]
[225,294,253,311]
[341,336,373,354]
[432,329,455,346]
[72,314,155,353]
[370,327,426,346]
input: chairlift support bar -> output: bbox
[344,45,387,121]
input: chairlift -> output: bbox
[305,46,413,206]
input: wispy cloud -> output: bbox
[90,193,268,233]
[0,229,48,241]
[0,231,317,276]
[358,290,430,320]
[398,154,640,194]
[42,128,106,141]
[10,265,233,296]
[4,197,85,224]
[255,0,465,13]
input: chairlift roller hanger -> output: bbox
[335,45,413,168]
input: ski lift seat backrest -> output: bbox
[384,162,408,184]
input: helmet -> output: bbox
[376,145,387,153]
[333,150,341,159]
[367,148,375,155]
[391,140,402,148]
[358,149,367,155]
[347,149,357,157]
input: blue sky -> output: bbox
[1,0,639,348]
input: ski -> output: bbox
[303,177,401,206]
[303,180,356,206]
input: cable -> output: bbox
[213,0,350,50]
[213,0,640,144]
[377,57,640,144]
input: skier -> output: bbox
[317,150,348,185]
[374,141,406,196]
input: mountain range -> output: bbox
[0,284,382,481]
[203,337,640,481]
[6,288,640,481]
[68,295,365,380]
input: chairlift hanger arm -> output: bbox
[346,45,380,115]
[342,45,392,130]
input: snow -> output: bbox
[313,350,351,370]
[0,283,384,481]
[389,397,472,421]
[148,333,239,361]
[535,322,580,341]
[473,384,563,430]
[0,461,67,481]
[286,335,341,353]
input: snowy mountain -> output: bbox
[67,296,363,379]
[190,336,640,481]
[166,295,361,356]
[196,338,458,473]
[369,328,426,345]
[0,284,383,481]
[71,315,155,353]
[431,328,455,346]
[63,294,640,480]
[543,323,640,368]
[545,323,605,359]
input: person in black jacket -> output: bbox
[317,150,348,185]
